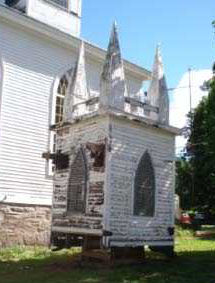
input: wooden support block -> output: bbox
[111,246,145,264]
[149,245,175,257]
[83,236,102,251]
[81,249,111,264]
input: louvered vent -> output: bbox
[67,148,87,214]
[134,151,155,217]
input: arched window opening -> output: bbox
[67,148,87,214]
[48,69,72,176]
[134,151,155,217]
[55,74,69,124]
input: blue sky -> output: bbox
[81,0,214,89]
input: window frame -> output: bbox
[43,0,70,11]
[46,67,72,177]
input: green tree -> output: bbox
[176,22,215,214]
[185,74,215,215]
[175,157,192,210]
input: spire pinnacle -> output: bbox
[148,45,169,125]
[99,22,127,111]
[63,41,88,122]
[155,43,162,63]
[156,43,161,55]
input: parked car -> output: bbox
[180,213,192,224]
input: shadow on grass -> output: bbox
[0,249,215,283]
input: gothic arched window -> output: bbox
[48,69,72,175]
[55,74,69,124]
[67,148,87,213]
[134,151,155,217]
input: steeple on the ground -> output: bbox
[99,22,127,111]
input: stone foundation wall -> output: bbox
[0,203,51,247]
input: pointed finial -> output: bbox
[147,44,169,125]
[108,20,120,58]
[112,20,118,34]
[63,41,88,122]
[156,42,161,52]
[72,41,88,100]
[113,20,117,28]
[99,22,127,111]
[155,43,163,66]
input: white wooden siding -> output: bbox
[105,117,175,246]
[0,20,144,206]
[0,53,4,130]
[1,0,81,36]
[27,0,81,36]
[70,0,82,16]
[0,22,78,205]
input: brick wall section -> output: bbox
[0,203,51,247]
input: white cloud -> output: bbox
[169,69,213,155]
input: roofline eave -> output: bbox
[0,4,151,81]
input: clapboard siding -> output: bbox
[106,117,175,246]
[27,0,81,36]
[0,20,68,205]
[0,14,146,207]
[50,113,177,248]
[51,117,108,233]
[0,22,90,205]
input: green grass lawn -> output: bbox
[0,227,214,283]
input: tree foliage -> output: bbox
[175,158,192,210]
[176,73,215,215]
[176,22,215,214]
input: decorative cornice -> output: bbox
[51,108,180,136]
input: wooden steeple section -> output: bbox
[63,41,89,122]
[148,45,169,125]
[99,22,127,111]
[50,24,179,261]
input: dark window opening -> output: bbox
[67,148,87,214]
[134,151,155,217]
[55,74,69,124]
[86,142,106,169]
[46,0,68,9]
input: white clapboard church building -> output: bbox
[0,0,179,248]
